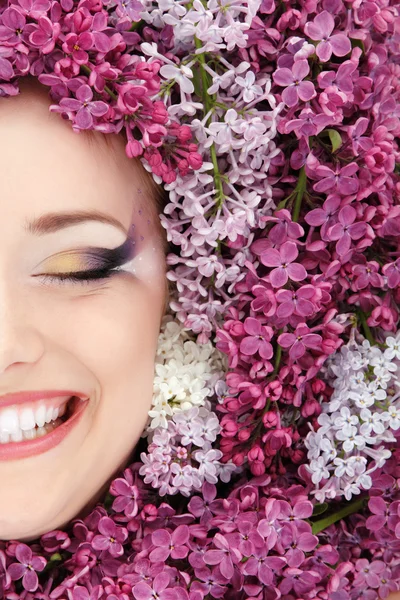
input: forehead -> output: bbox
[0,79,158,236]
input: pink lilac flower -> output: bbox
[273,59,316,107]
[240,317,274,359]
[304,11,352,62]
[259,241,307,287]
[149,526,190,562]
[7,544,46,592]
[326,205,367,256]
[313,164,360,196]
[278,324,322,360]
[55,83,109,129]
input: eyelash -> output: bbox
[39,266,124,286]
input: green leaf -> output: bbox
[312,502,329,517]
[327,129,342,153]
[351,38,365,54]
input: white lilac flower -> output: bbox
[139,317,237,494]
[304,333,400,502]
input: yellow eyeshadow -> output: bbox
[42,253,88,273]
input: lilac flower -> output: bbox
[56,84,109,129]
[240,317,273,359]
[353,559,386,588]
[273,59,316,107]
[91,517,128,557]
[276,285,316,318]
[278,324,322,360]
[0,6,26,44]
[28,14,60,53]
[150,525,190,562]
[304,11,351,62]
[7,544,46,592]
[133,572,188,600]
[346,117,374,156]
[327,205,367,257]
[279,567,321,595]
[304,195,341,240]
[260,241,307,287]
[279,524,319,568]
[352,261,383,290]
[109,471,140,518]
[203,533,242,579]
[382,258,400,289]
[313,163,360,196]
[62,31,94,65]
[243,548,286,585]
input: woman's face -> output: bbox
[0,79,167,541]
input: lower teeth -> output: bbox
[0,418,64,444]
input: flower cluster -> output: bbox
[1,0,400,597]
[139,316,238,496]
[305,333,400,502]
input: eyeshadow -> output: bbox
[42,236,136,274]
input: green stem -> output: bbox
[194,36,225,208]
[80,64,118,102]
[311,497,366,535]
[292,166,307,222]
[357,311,376,346]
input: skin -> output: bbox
[0,78,167,541]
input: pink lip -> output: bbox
[0,397,89,461]
[0,390,89,409]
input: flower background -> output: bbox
[1,0,400,597]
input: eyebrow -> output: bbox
[24,210,128,236]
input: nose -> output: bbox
[0,285,45,374]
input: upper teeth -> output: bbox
[0,398,70,435]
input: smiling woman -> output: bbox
[0,76,168,541]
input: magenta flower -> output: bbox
[353,559,386,588]
[276,285,316,318]
[62,31,94,65]
[273,59,316,107]
[346,117,374,156]
[28,15,60,54]
[366,497,399,531]
[7,544,46,592]
[91,516,128,557]
[305,195,341,239]
[133,572,188,600]
[243,547,286,585]
[0,6,26,44]
[250,284,277,317]
[278,324,322,360]
[150,525,190,562]
[109,471,139,518]
[279,567,321,595]
[327,205,367,257]
[203,533,242,579]
[260,241,307,287]
[304,11,351,62]
[240,317,273,359]
[382,258,400,288]
[314,163,359,196]
[279,524,319,568]
[57,84,109,129]
[352,261,383,290]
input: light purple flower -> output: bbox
[240,317,273,359]
[260,241,307,287]
[57,84,109,129]
[133,572,188,600]
[304,11,351,62]
[305,195,341,239]
[346,117,374,156]
[352,261,383,290]
[7,544,46,592]
[353,559,386,588]
[273,59,316,107]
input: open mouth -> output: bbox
[0,396,82,444]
